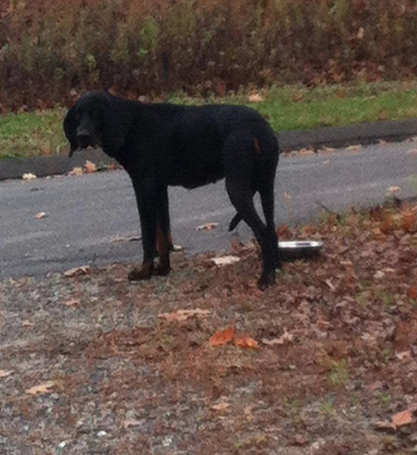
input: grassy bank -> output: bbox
[1,81,417,160]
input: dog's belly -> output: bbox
[167,165,225,189]
[164,145,225,189]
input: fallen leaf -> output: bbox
[211,402,230,412]
[234,335,259,349]
[340,260,354,266]
[293,435,309,446]
[112,235,142,243]
[159,309,211,322]
[211,255,240,266]
[64,299,80,307]
[392,409,415,428]
[408,287,417,300]
[35,212,47,219]
[346,145,361,152]
[84,160,97,174]
[249,93,264,103]
[380,215,394,234]
[197,222,218,231]
[277,224,292,239]
[26,381,57,396]
[299,148,315,156]
[262,332,293,346]
[123,418,145,428]
[325,279,336,291]
[395,351,411,361]
[22,320,34,328]
[64,266,91,277]
[69,167,84,176]
[22,173,37,180]
[318,146,336,154]
[244,406,254,421]
[374,271,385,280]
[107,163,121,171]
[0,370,13,379]
[209,327,235,347]
[368,381,383,392]
[401,209,416,233]
[389,186,401,195]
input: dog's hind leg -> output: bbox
[259,183,280,269]
[224,133,277,288]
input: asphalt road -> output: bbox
[1,141,417,280]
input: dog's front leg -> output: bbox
[128,177,158,282]
[155,185,172,276]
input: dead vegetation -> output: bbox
[1,0,417,110]
[0,202,417,454]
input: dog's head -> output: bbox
[64,91,113,157]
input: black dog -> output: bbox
[64,91,280,288]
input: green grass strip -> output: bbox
[1,81,417,159]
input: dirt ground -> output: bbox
[1,203,417,455]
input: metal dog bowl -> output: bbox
[278,240,323,261]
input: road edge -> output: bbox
[1,118,417,181]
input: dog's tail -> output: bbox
[229,213,242,231]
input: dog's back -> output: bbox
[138,103,279,189]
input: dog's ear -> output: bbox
[100,94,132,159]
[63,106,78,157]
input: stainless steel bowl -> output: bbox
[278,240,323,261]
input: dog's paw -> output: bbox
[128,264,153,282]
[257,271,276,290]
[153,263,171,276]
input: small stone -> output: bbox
[162,436,173,447]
